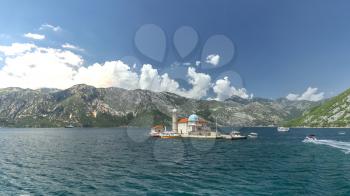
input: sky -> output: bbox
[1,0,350,101]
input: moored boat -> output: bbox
[222,134,232,139]
[149,125,165,137]
[277,127,290,132]
[248,132,258,138]
[159,131,180,139]
[150,131,161,137]
[230,131,247,140]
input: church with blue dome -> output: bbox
[171,109,219,138]
[188,114,199,122]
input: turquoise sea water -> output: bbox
[0,127,350,195]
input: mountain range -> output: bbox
[0,84,320,128]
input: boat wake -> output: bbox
[303,139,350,154]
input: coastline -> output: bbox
[1,125,350,129]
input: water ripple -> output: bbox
[0,128,350,195]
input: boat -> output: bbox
[181,131,222,139]
[338,131,346,135]
[150,130,161,137]
[149,125,165,137]
[248,132,258,138]
[229,131,247,140]
[222,134,232,139]
[65,125,74,128]
[159,131,180,139]
[277,127,290,132]
[304,134,317,142]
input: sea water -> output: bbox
[0,127,350,195]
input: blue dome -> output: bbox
[188,114,199,122]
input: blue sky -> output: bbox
[1,0,350,100]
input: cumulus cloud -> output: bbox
[138,65,211,99]
[286,87,324,101]
[286,93,299,101]
[24,33,45,40]
[182,67,211,99]
[139,64,181,92]
[206,54,220,66]
[212,76,252,101]
[0,43,83,89]
[74,61,139,89]
[0,43,37,56]
[0,43,214,99]
[62,43,84,52]
[39,24,62,32]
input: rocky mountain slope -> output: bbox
[287,88,350,127]
[0,84,318,128]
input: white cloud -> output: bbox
[286,87,324,101]
[0,43,215,99]
[182,61,201,67]
[181,67,211,99]
[24,33,45,40]
[74,61,139,89]
[39,24,62,32]
[159,73,182,93]
[137,65,211,99]
[0,43,37,56]
[286,93,299,101]
[0,43,83,89]
[212,76,251,101]
[62,43,84,52]
[139,64,180,92]
[206,54,220,66]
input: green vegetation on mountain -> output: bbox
[286,88,350,127]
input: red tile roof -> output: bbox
[178,118,188,123]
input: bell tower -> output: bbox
[172,108,178,132]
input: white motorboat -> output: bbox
[65,124,74,128]
[303,134,317,142]
[222,134,232,139]
[248,132,258,138]
[277,127,290,132]
[230,131,247,140]
[159,131,180,139]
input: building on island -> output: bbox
[151,109,247,139]
[171,109,221,138]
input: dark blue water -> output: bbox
[1,127,350,195]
